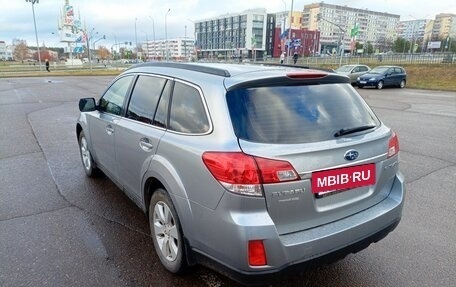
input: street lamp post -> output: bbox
[184,25,187,60]
[86,28,97,72]
[92,35,106,63]
[93,35,105,51]
[165,8,171,62]
[286,0,294,64]
[317,13,346,67]
[26,0,42,71]
[141,31,149,61]
[149,17,156,60]
[135,17,139,60]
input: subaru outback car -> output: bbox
[76,62,405,284]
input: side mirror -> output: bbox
[79,98,97,112]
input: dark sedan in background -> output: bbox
[357,66,407,89]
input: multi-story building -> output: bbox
[302,3,400,54]
[275,10,303,30]
[265,14,277,58]
[143,38,195,61]
[398,19,433,52]
[272,10,320,58]
[431,13,456,40]
[194,9,268,59]
[0,41,6,60]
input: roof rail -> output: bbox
[130,62,231,77]
[257,63,334,73]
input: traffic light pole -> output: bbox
[317,14,346,67]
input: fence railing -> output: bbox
[299,52,456,66]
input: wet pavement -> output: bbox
[0,76,455,287]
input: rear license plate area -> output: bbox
[311,164,376,196]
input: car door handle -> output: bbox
[106,125,114,135]
[139,138,153,152]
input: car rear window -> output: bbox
[226,84,380,144]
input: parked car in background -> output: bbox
[76,62,405,284]
[357,66,407,89]
[335,64,370,84]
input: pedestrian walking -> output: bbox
[280,52,285,64]
[293,52,298,64]
[45,59,50,72]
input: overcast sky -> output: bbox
[1,0,456,48]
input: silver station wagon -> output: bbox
[76,62,405,284]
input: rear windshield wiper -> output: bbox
[334,125,376,137]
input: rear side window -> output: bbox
[226,84,379,144]
[169,82,209,134]
[126,75,167,124]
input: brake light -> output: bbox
[286,71,327,79]
[387,131,399,158]
[202,152,299,197]
[248,240,267,266]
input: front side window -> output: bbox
[169,82,209,134]
[126,75,167,124]
[99,75,133,115]
[226,84,379,144]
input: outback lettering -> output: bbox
[272,188,306,198]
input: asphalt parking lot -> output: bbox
[0,76,455,287]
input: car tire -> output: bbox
[357,85,363,89]
[399,80,406,88]
[376,81,384,90]
[149,188,186,274]
[78,131,100,177]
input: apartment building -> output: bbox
[275,10,303,30]
[143,38,195,61]
[431,13,456,40]
[0,41,6,60]
[302,3,399,54]
[194,9,268,59]
[398,19,433,52]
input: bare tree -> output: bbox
[13,39,29,63]
[97,46,110,60]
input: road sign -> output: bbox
[73,46,84,53]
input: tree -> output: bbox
[365,41,374,54]
[13,39,28,62]
[37,50,55,62]
[393,37,410,53]
[443,37,456,53]
[97,46,110,60]
[376,36,394,53]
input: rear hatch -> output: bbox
[226,82,398,235]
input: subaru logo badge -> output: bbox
[344,150,359,161]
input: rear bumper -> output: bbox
[190,172,405,285]
[195,219,400,286]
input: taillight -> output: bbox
[255,156,299,183]
[202,152,299,197]
[248,240,267,266]
[387,131,399,158]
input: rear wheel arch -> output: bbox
[144,177,165,215]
